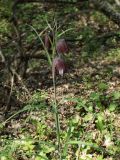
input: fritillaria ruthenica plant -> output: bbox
[29,24,69,159]
[51,37,68,159]
[44,30,68,159]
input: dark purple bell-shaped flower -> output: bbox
[44,32,53,50]
[53,56,66,76]
[56,39,69,54]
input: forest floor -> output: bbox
[1,48,120,160]
[0,2,120,160]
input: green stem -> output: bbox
[52,69,62,160]
[28,24,52,66]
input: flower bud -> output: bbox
[56,39,69,54]
[53,57,66,76]
[44,32,53,50]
